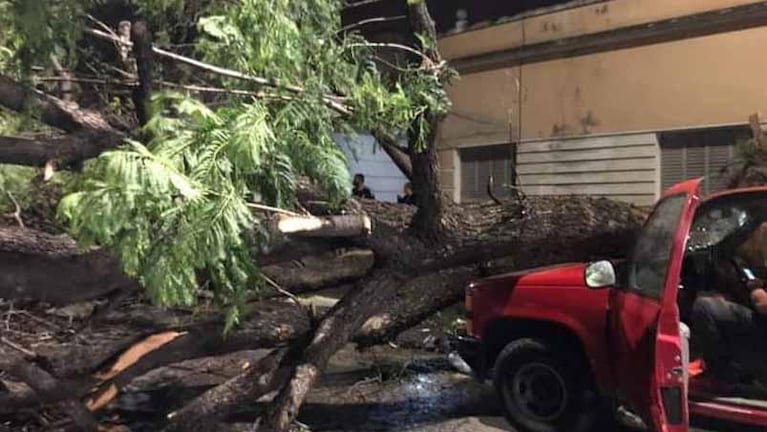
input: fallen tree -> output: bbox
[0,193,643,430]
[0,2,646,431]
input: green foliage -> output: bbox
[0,0,98,75]
[0,165,36,211]
[1,0,452,320]
[58,90,351,323]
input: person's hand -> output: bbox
[747,278,766,291]
[751,287,767,314]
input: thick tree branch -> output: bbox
[267,269,402,431]
[0,130,124,167]
[166,347,295,432]
[373,129,412,180]
[0,347,98,431]
[130,21,154,127]
[0,75,117,133]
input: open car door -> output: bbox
[609,178,702,432]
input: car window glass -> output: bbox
[628,194,687,298]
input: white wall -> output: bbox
[516,133,659,206]
[335,134,408,203]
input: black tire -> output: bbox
[492,338,599,432]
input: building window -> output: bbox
[659,126,751,195]
[459,143,516,202]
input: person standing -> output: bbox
[397,182,417,205]
[352,173,375,199]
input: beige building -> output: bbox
[435,0,767,205]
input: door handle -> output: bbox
[670,366,684,377]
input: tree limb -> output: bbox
[130,21,154,127]
[0,75,118,133]
[343,0,386,9]
[0,130,124,167]
[84,28,351,116]
[348,42,436,68]
[0,346,98,431]
[166,347,295,432]
[373,129,412,180]
[338,15,407,33]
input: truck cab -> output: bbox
[458,178,767,432]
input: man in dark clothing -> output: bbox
[691,290,767,384]
[397,182,416,205]
[352,173,374,199]
[690,222,767,387]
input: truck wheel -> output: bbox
[492,338,598,432]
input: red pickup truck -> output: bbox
[457,178,767,432]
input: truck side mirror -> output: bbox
[585,260,616,289]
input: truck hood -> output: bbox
[471,262,589,289]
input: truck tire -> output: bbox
[492,338,599,432]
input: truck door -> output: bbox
[609,178,702,432]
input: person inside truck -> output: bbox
[686,207,767,393]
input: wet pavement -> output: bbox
[114,345,764,432]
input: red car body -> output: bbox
[460,178,767,432]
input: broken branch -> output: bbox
[84,28,351,116]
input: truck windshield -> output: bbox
[627,194,688,298]
[688,191,767,265]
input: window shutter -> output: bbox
[460,156,477,202]
[460,144,515,202]
[707,144,734,192]
[661,144,684,190]
[660,126,748,195]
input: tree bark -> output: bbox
[267,269,404,431]
[263,249,374,294]
[130,21,154,127]
[0,300,311,415]
[0,346,98,431]
[373,129,413,180]
[0,75,117,133]
[0,75,125,169]
[0,130,124,167]
[166,346,296,432]
[0,227,133,304]
[405,1,446,239]
[409,122,443,239]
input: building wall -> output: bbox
[441,25,767,146]
[516,133,658,205]
[435,0,767,204]
[438,0,763,60]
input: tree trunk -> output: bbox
[0,193,644,429]
[0,215,372,305]
[0,131,125,167]
[408,119,443,239]
[0,227,133,304]
[405,1,446,240]
[267,269,403,431]
[263,249,374,294]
